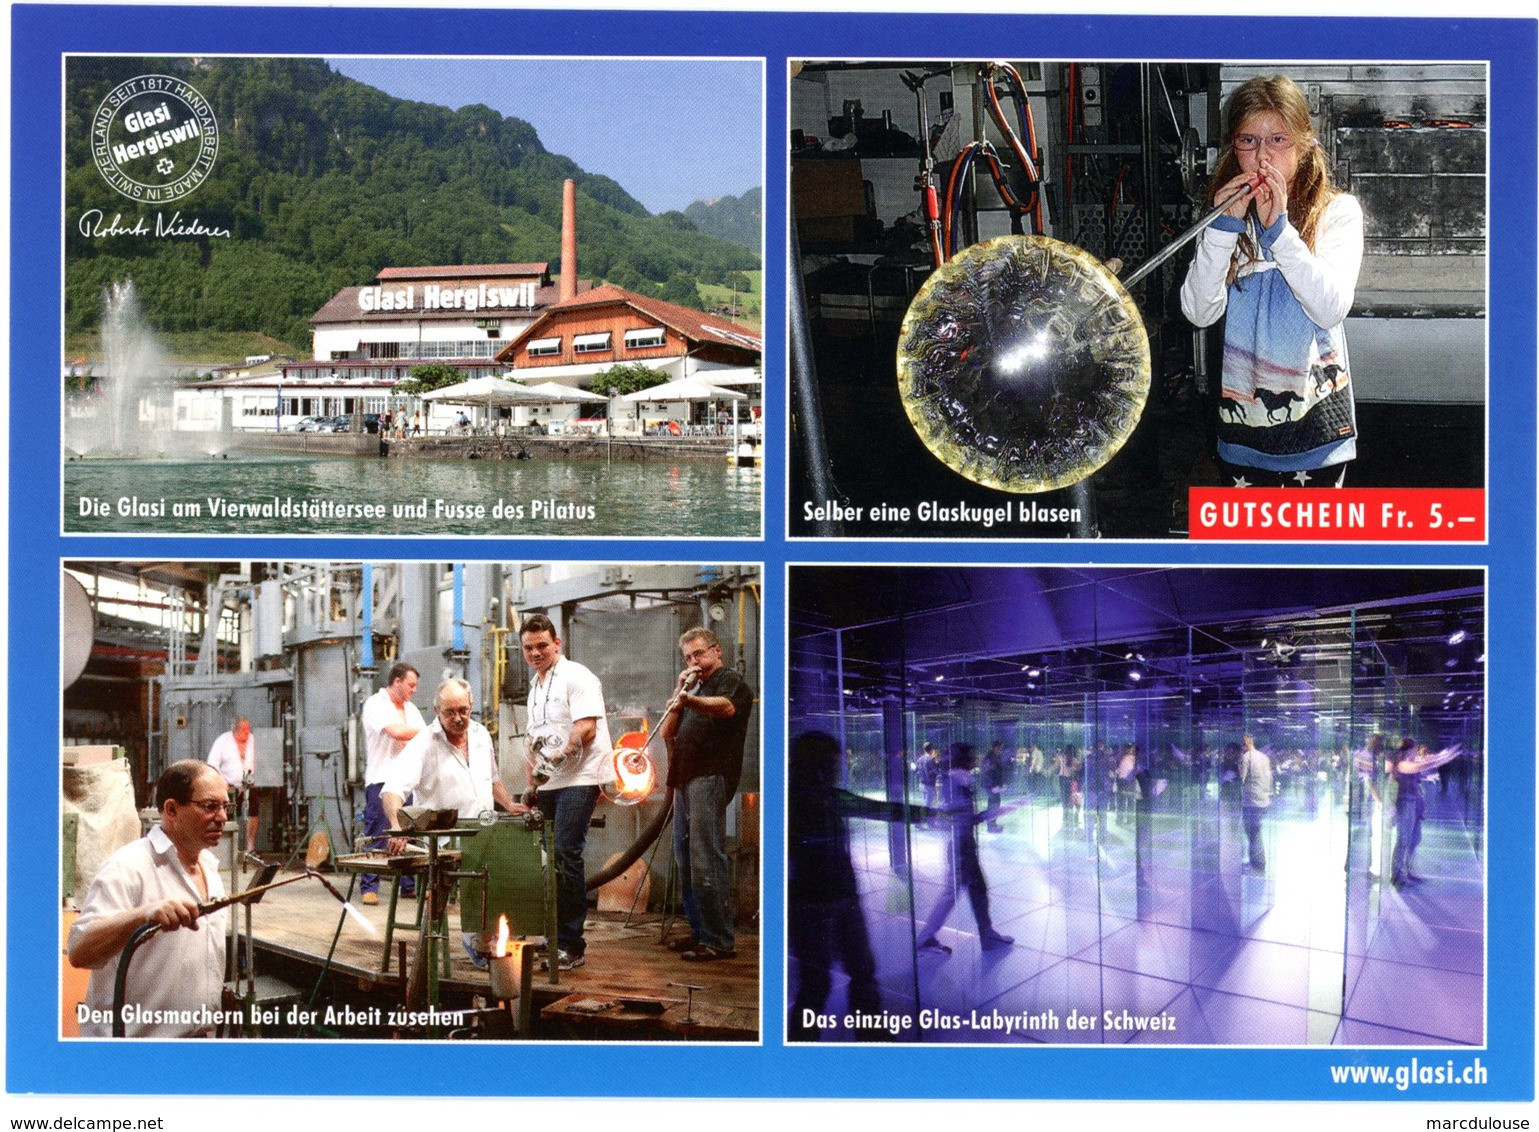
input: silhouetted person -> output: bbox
[916,743,1014,956]
[983,741,1009,832]
[1238,734,1273,872]
[789,731,916,1041]
[1390,738,1427,887]
[1057,745,1081,821]
[917,741,941,810]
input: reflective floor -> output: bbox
[791,783,1483,1045]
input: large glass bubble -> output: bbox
[897,235,1151,493]
[527,732,568,786]
[600,747,657,807]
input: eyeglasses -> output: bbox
[438,706,473,718]
[183,799,229,815]
[1234,133,1296,152]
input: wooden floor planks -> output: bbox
[238,876,759,1040]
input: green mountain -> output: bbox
[684,187,762,252]
[65,57,760,347]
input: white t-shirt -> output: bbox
[69,825,229,1037]
[381,718,499,820]
[526,656,611,790]
[361,687,427,786]
[205,729,251,788]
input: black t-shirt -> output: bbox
[668,667,754,792]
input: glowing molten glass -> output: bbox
[493,914,510,958]
[615,719,650,750]
[601,748,656,806]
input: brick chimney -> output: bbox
[560,179,577,302]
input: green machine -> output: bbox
[458,814,555,948]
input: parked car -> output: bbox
[294,416,325,432]
[319,416,350,432]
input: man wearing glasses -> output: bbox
[380,677,522,967]
[380,677,520,848]
[68,760,233,1037]
[661,628,754,962]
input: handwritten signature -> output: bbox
[78,208,231,239]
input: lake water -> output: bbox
[65,453,762,537]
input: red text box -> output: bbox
[1188,488,1485,541]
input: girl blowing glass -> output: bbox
[1181,75,1364,486]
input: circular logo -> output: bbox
[90,74,219,203]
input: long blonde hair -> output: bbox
[1209,76,1339,277]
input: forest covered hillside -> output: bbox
[684,187,762,251]
[66,57,760,348]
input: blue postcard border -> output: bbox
[8,5,1535,1101]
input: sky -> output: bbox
[324,57,763,215]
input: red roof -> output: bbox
[377,263,549,281]
[497,284,762,362]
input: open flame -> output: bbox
[615,719,650,750]
[601,748,656,806]
[493,914,510,958]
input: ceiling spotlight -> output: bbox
[934,674,945,683]
[1448,628,1468,646]
[1259,632,1298,667]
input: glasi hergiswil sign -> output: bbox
[91,74,219,203]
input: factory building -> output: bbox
[498,284,762,386]
[168,180,586,433]
[171,263,588,433]
[167,176,761,434]
[495,284,764,432]
[62,560,761,1040]
[308,263,560,366]
[275,261,580,408]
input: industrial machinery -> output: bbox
[62,560,762,1038]
[128,562,759,859]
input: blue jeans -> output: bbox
[361,783,413,896]
[916,821,995,944]
[673,775,734,951]
[537,785,600,956]
[1391,794,1424,882]
[1242,802,1268,870]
